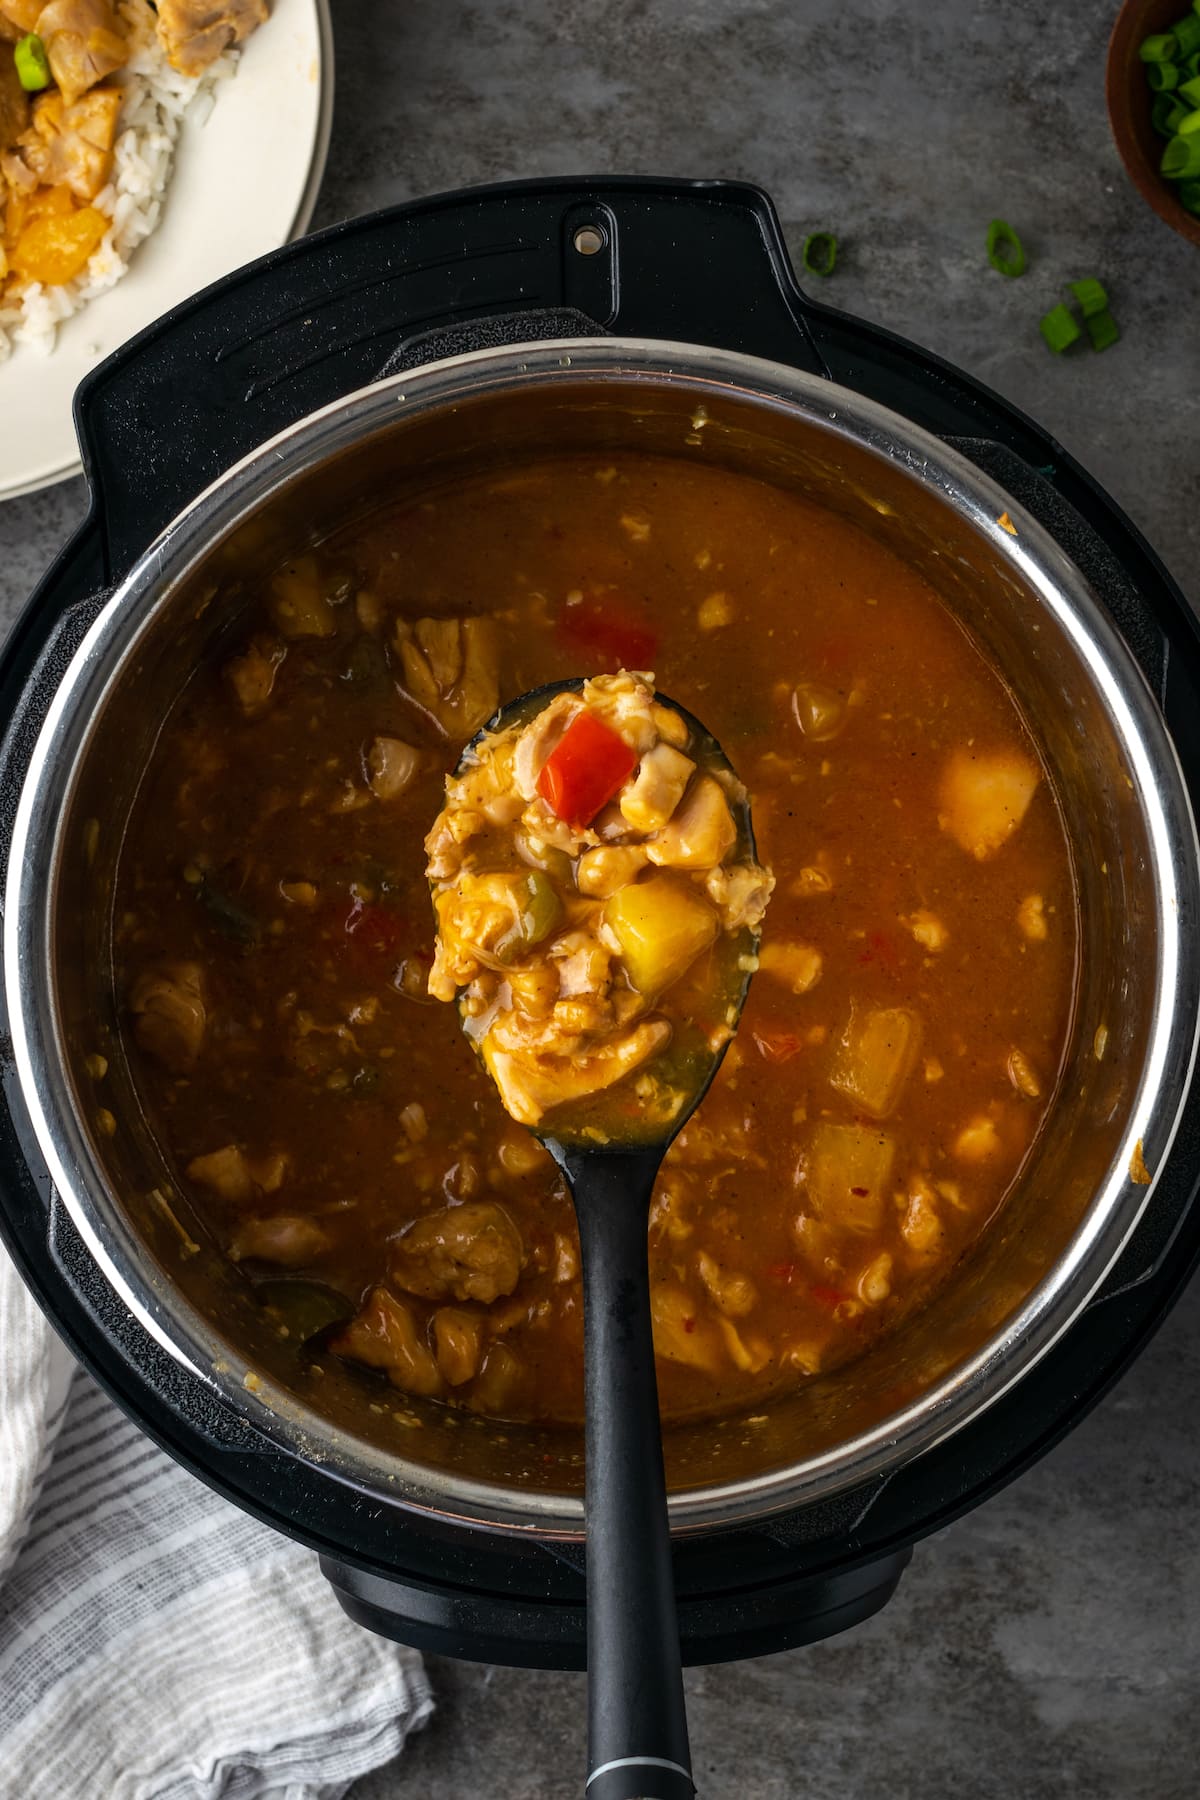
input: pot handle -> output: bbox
[72,177,830,585]
[0,585,110,907]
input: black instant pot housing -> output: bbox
[3,178,1200,1669]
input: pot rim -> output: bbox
[6,336,1199,1538]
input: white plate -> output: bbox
[0,0,333,502]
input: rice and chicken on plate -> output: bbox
[0,0,269,359]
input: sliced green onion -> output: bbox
[1085,310,1120,352]
[1172,13,1200,56]
[1162,132,1200,176]
[801,231,838,277]
[1185,51,1200,77]
[1147,60,1180,89]
[13,32,50,90]
[985,217,1026,276]
[1068,278,1109,317]
[1177,106,1200,132]
[1178,74,1200,104]
[1140,31,1178,60]
[1152,92,1190,131]
[1039,304,1081,353]
[1178,177,1200,211]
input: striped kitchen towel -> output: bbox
[0,1240,434,1800]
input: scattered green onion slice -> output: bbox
[1163,132,1200,177]
[1185,51,1200,78]
[13,32,50,91]
[1179,176,1200,212]
[1177,106,1200,133]
[1147,60,1180,90]
[1178,74,1200,105]
[801,231,838,277]
[985,217,1026,276]
[1172,13,1200,57]
[1152,92,1189,131]
[1039,304,1081,353]
[1140,31,1178,60]
[1068,278,1109,317]
[1084,310,1120,352]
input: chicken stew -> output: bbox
[111,451,1078,1429]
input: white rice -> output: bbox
[0,0,236,362]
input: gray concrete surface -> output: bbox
[2,1,1199,1794]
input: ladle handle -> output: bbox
[566,1148,695,1800]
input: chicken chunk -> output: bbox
[185,1144,288,1205]
[758,940,823,995]
[468,1342,522,1415]
[482,1019,672,1127]
[10,87,122,201]
[704,861,775,933]
[0,2,44,33]
[154,0,268,78]
[576,843,650,898]
[619,743,695,833]
[650,1283,723,1374]
[646,774,736,870]
[695,1249,757,1318]
[224,634,285,718]
[268,556,337,639]
[37,0,129,105]
[900,1173,943,1255]
[903,909,948,952]
[938,746,1040,860]
[328,1286,443,1398]
[1017,893,1048,942]
[391,1201,524,1305]
[954,1115,1001,1162]
[394,615,500,740]
[128,963,206,1073]
[228,1214,330,1266]
[512,692,578,800]
[432,1307,485,1387]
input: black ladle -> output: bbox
[449,682,763,1800]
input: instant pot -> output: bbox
[3,178,1200,1669]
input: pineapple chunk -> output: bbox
[646,774,736,870]
[938,746,1040,860]
[805,1122,896,1232]
[829,1005,921,1119]
[604,873,719,997]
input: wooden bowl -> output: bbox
[1107,0,1200,246]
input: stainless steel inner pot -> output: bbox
[6,340,1198,1538]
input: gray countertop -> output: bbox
[2,2,1199,1794]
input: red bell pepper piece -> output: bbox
[752,1027,805,1064]
[810,1283,846,1310]
[556,594,660,671]
[537,709,638,826]
[323,896,408,963]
